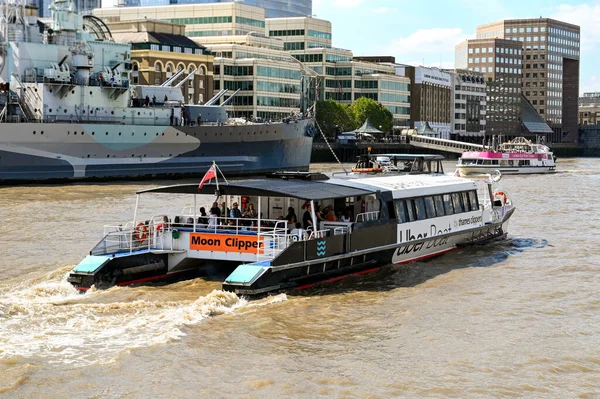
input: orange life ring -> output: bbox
[135,222,148,241]
[494,191,508,204]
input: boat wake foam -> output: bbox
[0,268,286,367]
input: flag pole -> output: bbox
[213,160,219,192]
[214,162,229,185]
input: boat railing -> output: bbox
[257,221,290,261]
[319,221,352,235]
[355,211,380,223]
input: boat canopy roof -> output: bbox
[137,179,376,201]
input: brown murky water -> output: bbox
[1,159,600,398]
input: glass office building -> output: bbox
[121,0,311,18]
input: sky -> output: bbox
[313,0,600,94]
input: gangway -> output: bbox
[408,135,484,154]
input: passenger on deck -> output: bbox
[243,203,257,219]
[340,208,351,223]
[220,202,229,223]
[208,208,218,228]
[210,202,221,218]
[302,204,313,230]
[230,202,242,219]
[186,217,194,226]
[285,207,297,226]
[198,207,208,225]
[326,209,338,222]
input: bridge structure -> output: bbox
[406,135,484,154]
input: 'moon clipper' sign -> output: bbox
[190,233,264,254]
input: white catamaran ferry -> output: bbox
[456,137,556,176]
[67,155,516,295]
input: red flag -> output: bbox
[198,165,216,189]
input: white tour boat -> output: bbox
[67,155,516,296]
[456,137,556,176]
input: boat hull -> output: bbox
[0,119,314,182]
[457,165,556,176]
[223,218,512,296]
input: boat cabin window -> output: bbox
[413,198,427,221]
[395,200,409,224]
[468,191,479,211]
[451,193,464,213]
[443,194,454,215]
[461,192,471,212]
[394,190,479,224]
[424,197,436,219]
[433,195,446,217]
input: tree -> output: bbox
[349,97,393,133]
[315,99,355,137]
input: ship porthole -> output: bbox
[144,133,147,136]
[87,155,90,158]
[41,131,44,135]
[33,131,36,135]
[132,132,134,136]
[92,132,95,135]
[161,133,164,136]
[118,132,121,136]
[73,132,77,135]
[106,132,108,135]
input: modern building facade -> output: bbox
[455,38,523,140]
[449,69,487,142]
[95,4,306,121]
[475,18,581,143]
[107,19,214,105]
[116,0,312,18]
[200,34,306,121]
[399,66,452,139]
[95,2,268,38]
[292,50,411,128]
[266,16,332,51]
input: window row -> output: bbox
[394,191,479,224]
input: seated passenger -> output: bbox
[326,209,338,222]
[340,208,351,223]
[210,202,221,218]
[208,209,218,228]
[198,207,208,225]
[186,217,194,226]
[230,202,242,219]
[243,203,258,219]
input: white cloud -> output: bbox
[374,28,472,66]
[551,3,600,51]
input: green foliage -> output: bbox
[315,99,354,137]
[350,97,393,133]
[316,98,394,137]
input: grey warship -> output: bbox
[0,0,315,182]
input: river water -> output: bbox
[0,159,599,398]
